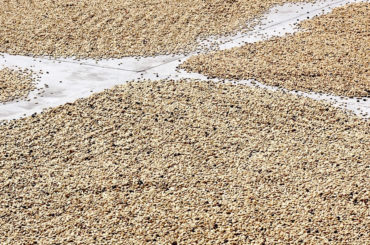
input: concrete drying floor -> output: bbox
[0,0,369,121]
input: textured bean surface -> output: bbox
[0,0,313,58]
[181,2,370,97]
[0,68,36,103]
[1,80,369,244]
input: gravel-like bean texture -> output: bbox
[0,0,313,58]
[1,80,369,244]
[180,2,370,97]
[0,68,36,103]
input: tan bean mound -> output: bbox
[0,0,312,58]
[181,3,370,97]
[0,68,36,103]
[1,80,369,244]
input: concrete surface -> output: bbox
[0,0,368,121]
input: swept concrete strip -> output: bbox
[0,0,368,121]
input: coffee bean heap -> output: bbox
[0,0,313,58]
[1,80,368,244]
[0,67,36,103]
[181,2,370,97]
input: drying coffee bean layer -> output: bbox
[0,68,36,103]
[0,0,312,58]
[1,80,368,244]
[181,2,370,97]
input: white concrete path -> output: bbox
[0,0,368,121]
